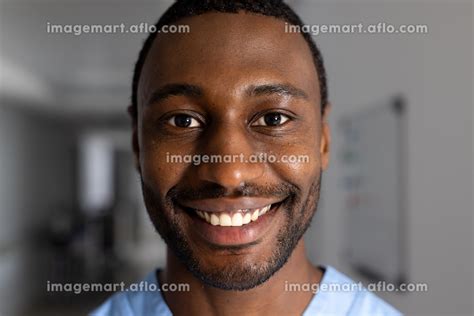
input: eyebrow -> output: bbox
[146,83,203,106]
[146,82,309,106]
[246,83,309,100]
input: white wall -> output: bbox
[301,2,473,315]
[0,104,76,315]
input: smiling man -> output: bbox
[93,1,400,315]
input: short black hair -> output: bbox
[130,0,328,120]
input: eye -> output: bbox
[168,114,201,128]
[252,112,290,127]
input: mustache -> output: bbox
[167,182,299,202]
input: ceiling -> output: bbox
[0,0,174,119]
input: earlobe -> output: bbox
[320,103,331,171]
[128,104,141,172]
[132,126,141,172]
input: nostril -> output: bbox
[194,157,265,189]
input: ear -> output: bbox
[320,103,331,171]
[128,105,141,172]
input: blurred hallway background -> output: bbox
[0,0,472,315]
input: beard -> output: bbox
[140,170,322,291]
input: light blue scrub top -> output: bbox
[92,265,402,315]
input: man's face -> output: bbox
[134,12,330,290]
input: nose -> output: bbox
[195,125,265,189]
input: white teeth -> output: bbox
[242,213,251,224]
[195,204,273,227]
[259,205,270,216]
[219,213,232,226]
[251,209,259,221]
[231,213,243,226]
[210,213,220,226]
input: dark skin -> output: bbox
[133,12,331,316]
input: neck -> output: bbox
[159,240,322,316]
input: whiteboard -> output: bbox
[339,96,407,285]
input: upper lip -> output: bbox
[178,197,284,213]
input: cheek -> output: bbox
[140,138,190,196]
[267,140,321,190]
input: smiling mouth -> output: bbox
[179,201,283,227]
[194,204,272,227]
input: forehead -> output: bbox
[138,12,320,107]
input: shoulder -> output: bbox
[348,288,402,316]
[89,271,172,316]
[304,266,402,316]
[91,290,134,316]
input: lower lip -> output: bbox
[184,204,281,247]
